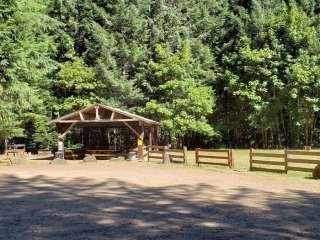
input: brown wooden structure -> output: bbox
[195,148,234,168]
[249,149,320,175]
[146,145,188,164]
[51,103,160,159]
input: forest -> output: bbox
[1,0,320,151]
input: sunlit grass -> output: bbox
[184,149,313,179]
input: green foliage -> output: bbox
[2,0,320,149]
[145,79,215,142]
[55,57,95,112]
[145,41,215,143]
[0,0,57,150]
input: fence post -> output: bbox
[249,148,253,171]
[195,148,200,166]
[183,146,188,164]
[285,148,288,174]
[229,149,235,168]
[228,149,231,168]
[163,146,168,164]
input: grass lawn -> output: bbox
[185,149,314,179]
[0,149,316,179]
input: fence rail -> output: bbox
[196,149,234,168]
[249,149,287,173]
[286,150,320,173]
[146,146,187,163]
[167,147,187,163]
[250,149,320,174]
[147,145,165,163]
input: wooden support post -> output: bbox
[56,122,76,160]
[249,148,253,171]
[183,146,188,164]
[137,144,143,160]
[149,127,153,146]
[137,123,144,160]
[154,126,159,145]
[195,148,200,166]
[57,135,65,159]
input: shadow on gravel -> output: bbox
[0,174,319,240]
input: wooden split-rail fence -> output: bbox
[144,146,235,169]
[250,148,320,174]
[195,148,234,168]
[145,145,188,164]
[61,146,234,168]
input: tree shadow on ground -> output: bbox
[0,174,319,240]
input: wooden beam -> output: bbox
[61,122,77,137]
[79,111,84,120]
[149,128,153,146]
[110,111,115,120]
[95,106,100,120]
[56,119,138,123]
[51,103,160,126]
[123,121,140,138]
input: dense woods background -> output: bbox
[1,0,320,151]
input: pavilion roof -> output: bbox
[51,103,160,128]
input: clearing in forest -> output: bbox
[0,161,319,240]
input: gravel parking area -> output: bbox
[0,161,319,240]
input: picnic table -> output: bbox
[85,150,121,160]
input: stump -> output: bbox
[304,146,312,151]
[82,154,97,163]
[313,164,320,179]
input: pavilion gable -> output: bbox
[52,103,159,126]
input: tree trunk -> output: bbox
[305,123,309,146]
[270,127,274,148]
[3,139,8,156]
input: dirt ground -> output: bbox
[0,161,319,240]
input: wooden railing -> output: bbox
[249,149,287,173]
[195,149,234,168]
[250,149,320,174]
[147,145,166,163]
[167,147,187,164]
[287,150,320,173]
[146,146,188,163]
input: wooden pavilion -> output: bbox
[51,103,160,159]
